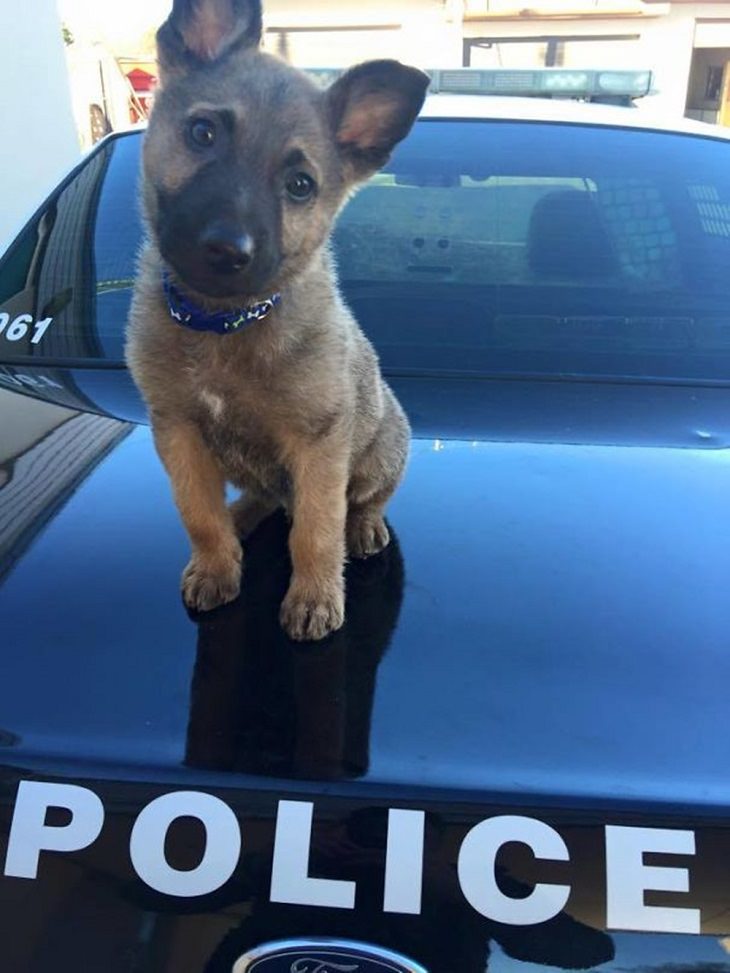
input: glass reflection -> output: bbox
[0,135,141,366]
[0,388,131,586]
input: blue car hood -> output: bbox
[0,371,729,811]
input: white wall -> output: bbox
[640,6,696,116]
[0,0,80,250]
[263,0,461,67]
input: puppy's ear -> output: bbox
[327,60,430,182]
[157,0,262,77]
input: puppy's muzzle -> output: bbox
[200,224,255,275]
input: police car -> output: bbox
[1,70,730,973]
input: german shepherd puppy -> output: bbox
[126,0,428,640]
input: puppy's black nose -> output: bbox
[200,225,255,274]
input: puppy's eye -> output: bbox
[285,171,316,202]
[188,118,216,148]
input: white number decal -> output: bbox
[31,318,53,345]
[0,372,63,391]
[0,311,54,344]
[6,314,32,342]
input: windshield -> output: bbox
[2,119,730,383]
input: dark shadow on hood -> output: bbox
[185,509,405,780]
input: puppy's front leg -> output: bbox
[280,442,348,641]
[153,419,242,612]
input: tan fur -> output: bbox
[152,418,243,610]
[126,5,426,640]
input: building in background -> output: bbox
[65,44,157,150]
[124,64,157,123]
[54,0,730,142]
[682,9,730,123]
[261,0,730,124]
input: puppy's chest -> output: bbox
[194,380,283,484]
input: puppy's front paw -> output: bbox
[280,580,345,641]
[182,543,242,612]
[347,513,390,559]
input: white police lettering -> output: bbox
[270,800,356,909]
[4,780,104,879]
[0,311,54,344]
[605,826,700,934]
[384,808,425,915]
[130,791,241,897]
[2,781,705,936]
[458,815,571,925]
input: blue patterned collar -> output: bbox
[163,273,281,335]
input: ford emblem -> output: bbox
[232,939,428,973]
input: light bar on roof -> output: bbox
[428,68,653,98]
[597,70,652,94]
[542,71,590,91]
[304,67,653,100]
